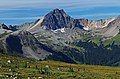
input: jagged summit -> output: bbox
[50,9,66,15]
[28,9,74,32]
[41,9,73,30]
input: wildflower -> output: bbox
[9,69,11,71]
[57,68,60,70]
[45,65,49,68]
[38,77,42,79]
[28,77,30,79]
[7,60,11,63]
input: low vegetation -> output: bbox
[0,54,120,79]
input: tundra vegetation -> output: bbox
[0,53,120,79]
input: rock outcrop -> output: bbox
[5,31,52,60]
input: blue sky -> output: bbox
[0,0,120,25]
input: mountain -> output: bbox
[0,23,8,29]
[78,18,115,29]
[14,22,34,30]
[28,9,89,32]
[0,23,12,34]
[28,9,114,30]
[0,9,120,66]
[28,9,74,32]
[28,9,119,38]
[3,31,53,60]
[42,9,74,30]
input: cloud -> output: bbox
[0,0,120,9]
[0,0,74,8]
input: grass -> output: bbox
[104,34,120,46]
[81,33,120,46]
[91,37,101,45]
[0,54,120,79]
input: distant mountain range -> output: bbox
[0,9,120,66]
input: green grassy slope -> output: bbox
[0,54,120,79]
[103,34,120,46]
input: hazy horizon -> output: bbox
[0,0,120,25]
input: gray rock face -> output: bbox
[0,23,8,29]
[107,16,120,27]
[5,31,52,60]
[77,18,116,29]
[0,23,12,34]
[67,19,84,29]
[41,9,74,30]
[15,22,34,30]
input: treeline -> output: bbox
[72,40,120,66]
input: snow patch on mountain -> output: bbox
[52,28,65,33]
[101,17,116,28]
[27,17,44,31]
[83,26,89,31]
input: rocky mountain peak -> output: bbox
[52,9,65,14]
[41,9,74,30]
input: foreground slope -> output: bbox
[0,54,120,79]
